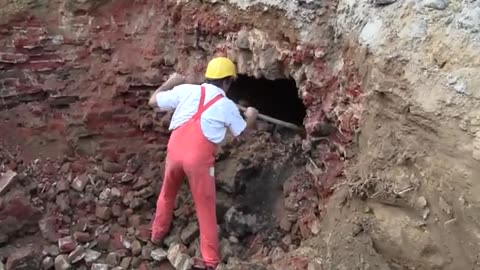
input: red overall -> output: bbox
[152,86,223,268]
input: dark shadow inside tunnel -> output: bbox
[227,75,306,126]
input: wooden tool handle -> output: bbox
[236,104,302,131]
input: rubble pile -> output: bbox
[0,128,321,269]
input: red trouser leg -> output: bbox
[151,157,185,241]
[185,163,220,268]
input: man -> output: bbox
[148,57,258,269]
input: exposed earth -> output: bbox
[1,0,480,269]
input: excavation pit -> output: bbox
[227,75,306,126]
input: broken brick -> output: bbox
[73,231,91,243]
[95,205,112,220]
[58,236,76,253]
[6,247,40,270]
[96,234,110,250]
[71,174,89,192]
[39,216,60,243]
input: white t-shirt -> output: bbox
[155,83,247,144]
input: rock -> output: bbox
[167,244,191,270]
[42,256,54,269]
[219,239,233,262]
[423,0,448,10]
[236,30,250,49]
[279,215,292,232]
[54,255,71,270]
[131,240,142,256]
[307,259,323,270]
[56,193,70,213]
[73,232,91,243]
[129,198,144,210]
[374,0,396,5]
[180,223,199,245]
[103,161,123,173]
[111,204,122,217]
[151,248,168,261]
[0,170,17,195]
[106,252,119,267]
[119,173,134,183]
[91,264,109,270]
[84,249,102,264]
[99,188,113,203]
[126,156,142,173]
[416,196,428,208]
[58,236,76,253]
[224,207,256,238]
[95,205,111,220]
[0,233,8,244]
[5,247,40,270]
[457,7,480,30]
[270,247,285,262]
[142,245,154,260]
[67,246,86,264]
[56,180,70,193]
[119,257,132,269]
[45,246,60,256]
[39,216,59,243]
[96,234,110,250]
[71,174,89,192]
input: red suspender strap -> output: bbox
[193,86,224,120]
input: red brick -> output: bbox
[58,236,76,253]
[0,53,29,64]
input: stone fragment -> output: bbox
[236,30,250,49]
[99,188,113,203]
[119,257,132,269]
[45,246,60,256]
[0,170,17,195]
[67,246,86,264]
[180,223,199,245]
[112,204,122,217]
[42,256,54,269]
[224,207,256,238]
[56,179,70,193]
[228,236,239,244]
[95,205,111,220]
[126,156,142,173]
[106,252,119,267]
[167,244,191,270]
[423,0,448,10]
[129,198,144,210]
[270,247,285,262]
[84,249,102,264]
[307,259,323,270]
[39,216,59,243]
[417,196,428,208]
[54,255,71,270]
[103,161,123,173]
[58,236,76,253]
[151,248,168,261]
[73,231,91,243]
[120,173,134,183]
[142,244,154,260]
[457,7,480,30]
[91,264,109,270]
[279,215,292,232]
[6,247,40,270]
[131,240,142,256]
[71,174,89,192]
[96,234,110,250]
[219,239,233,262]
[374,0,396,5]
[0,233,8,244]
[56,193,70,213]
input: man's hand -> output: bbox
[245,107,258,129]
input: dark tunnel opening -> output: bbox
[227,75,306,126]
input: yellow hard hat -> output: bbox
[204,57,237,79]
